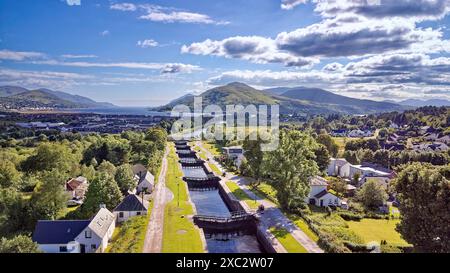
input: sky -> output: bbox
[0,0,449,106]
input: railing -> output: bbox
[194,210,255,223]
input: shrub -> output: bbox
[338,211,363,221]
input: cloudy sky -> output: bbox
[0,0,449,106]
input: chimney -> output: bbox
[99,204,106,209]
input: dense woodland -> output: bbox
[0,126,167,252]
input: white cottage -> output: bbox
[132,164,155,194]
[113,194,149,223]
[32,208,115,253]
[327,158,351,177]
[305,176,341,207]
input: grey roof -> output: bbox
[32,220,90,244]
[114,194,149,212]
[87,208,115,239]
[309,176,328,186]
[314,190,329,199]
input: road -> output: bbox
[142,145,173,253]
[196,141,323,253]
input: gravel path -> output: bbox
[142,145,172,253]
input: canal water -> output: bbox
[180,165,263,253]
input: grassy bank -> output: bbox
[225,181,259,210]
[162,144,204,253]
[270,227,308,253]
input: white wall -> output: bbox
[114,210,147,223]
[38,243,80,253]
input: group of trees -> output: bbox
[241,130,321,211]
[0,126,167,252]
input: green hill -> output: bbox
[157,82,405,115]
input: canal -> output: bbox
[177,145,264,253]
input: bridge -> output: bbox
[175,144,191,150]
[193,211,257,232]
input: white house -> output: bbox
[132,164,155,194]
[348,129,373,138]
[32,208,115,253]
[113,194,149,223]
[305,176,341,207]
[349,164,391,182]
[223,146,245,167]
[327,158,351,177]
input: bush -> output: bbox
[317,232,351,253]
[344,242,371,253]
[321,226,364,244]
[338,211,363,221]
[364,212,390,220]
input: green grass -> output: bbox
[270,227,308,253]
[162,144,204,253]
[208,162,222,176]
[203,142,221,156]
[250,182,278,205]
[346,219,410,246]
[106,213,150,253]
[225,181,259,210]
[286,214,319,243]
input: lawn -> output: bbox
[162,144,204,253]
[332,137,347,155]
[269,227,308,253]
[225,181,259,210]
[250,182,278,205]
[346,219,410,246]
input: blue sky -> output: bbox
[0,0,449,106]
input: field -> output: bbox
[162,145,204,253]
[346,219,410,246]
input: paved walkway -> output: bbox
[196,141,323,253]
[143,145,173,253]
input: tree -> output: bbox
[373,150,390,168]
[265,130,319,210]
[394,163,450,253]
[21,143,77,174]
[314,144,330,173]
[356,179,388,210]
[0,235,41,253]
[97,160,117,175]
[327,177,347,197]
[115,164,137,193]
[0,188,27,236]
[28,171,68,226]
[0,161,21,188]
[82,172,123,217]
[316,134,339,157]
[242,136,265,185]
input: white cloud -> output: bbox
[137,39,159,48]
[181,36,318,67]
[66,0,81,6]
[31,60,201,74]
[100,30,110,36]
[110,3,229,25]
[0,50,45,61]
[110,3,136,11]
[61,54,97,59]
[281,0,307,10]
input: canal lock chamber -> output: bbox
[174,141,267,253]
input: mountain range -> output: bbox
[156,82,407,115]
[385,98,450,107]
[0,86,115,109]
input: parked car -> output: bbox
[67,199,83,207]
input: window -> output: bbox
[91,244,96,250]
[59,246,68,252]
[136,212,141,216]
[85,230,92,238]
[119,212,124,218]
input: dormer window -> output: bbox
[85,230,92,238]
